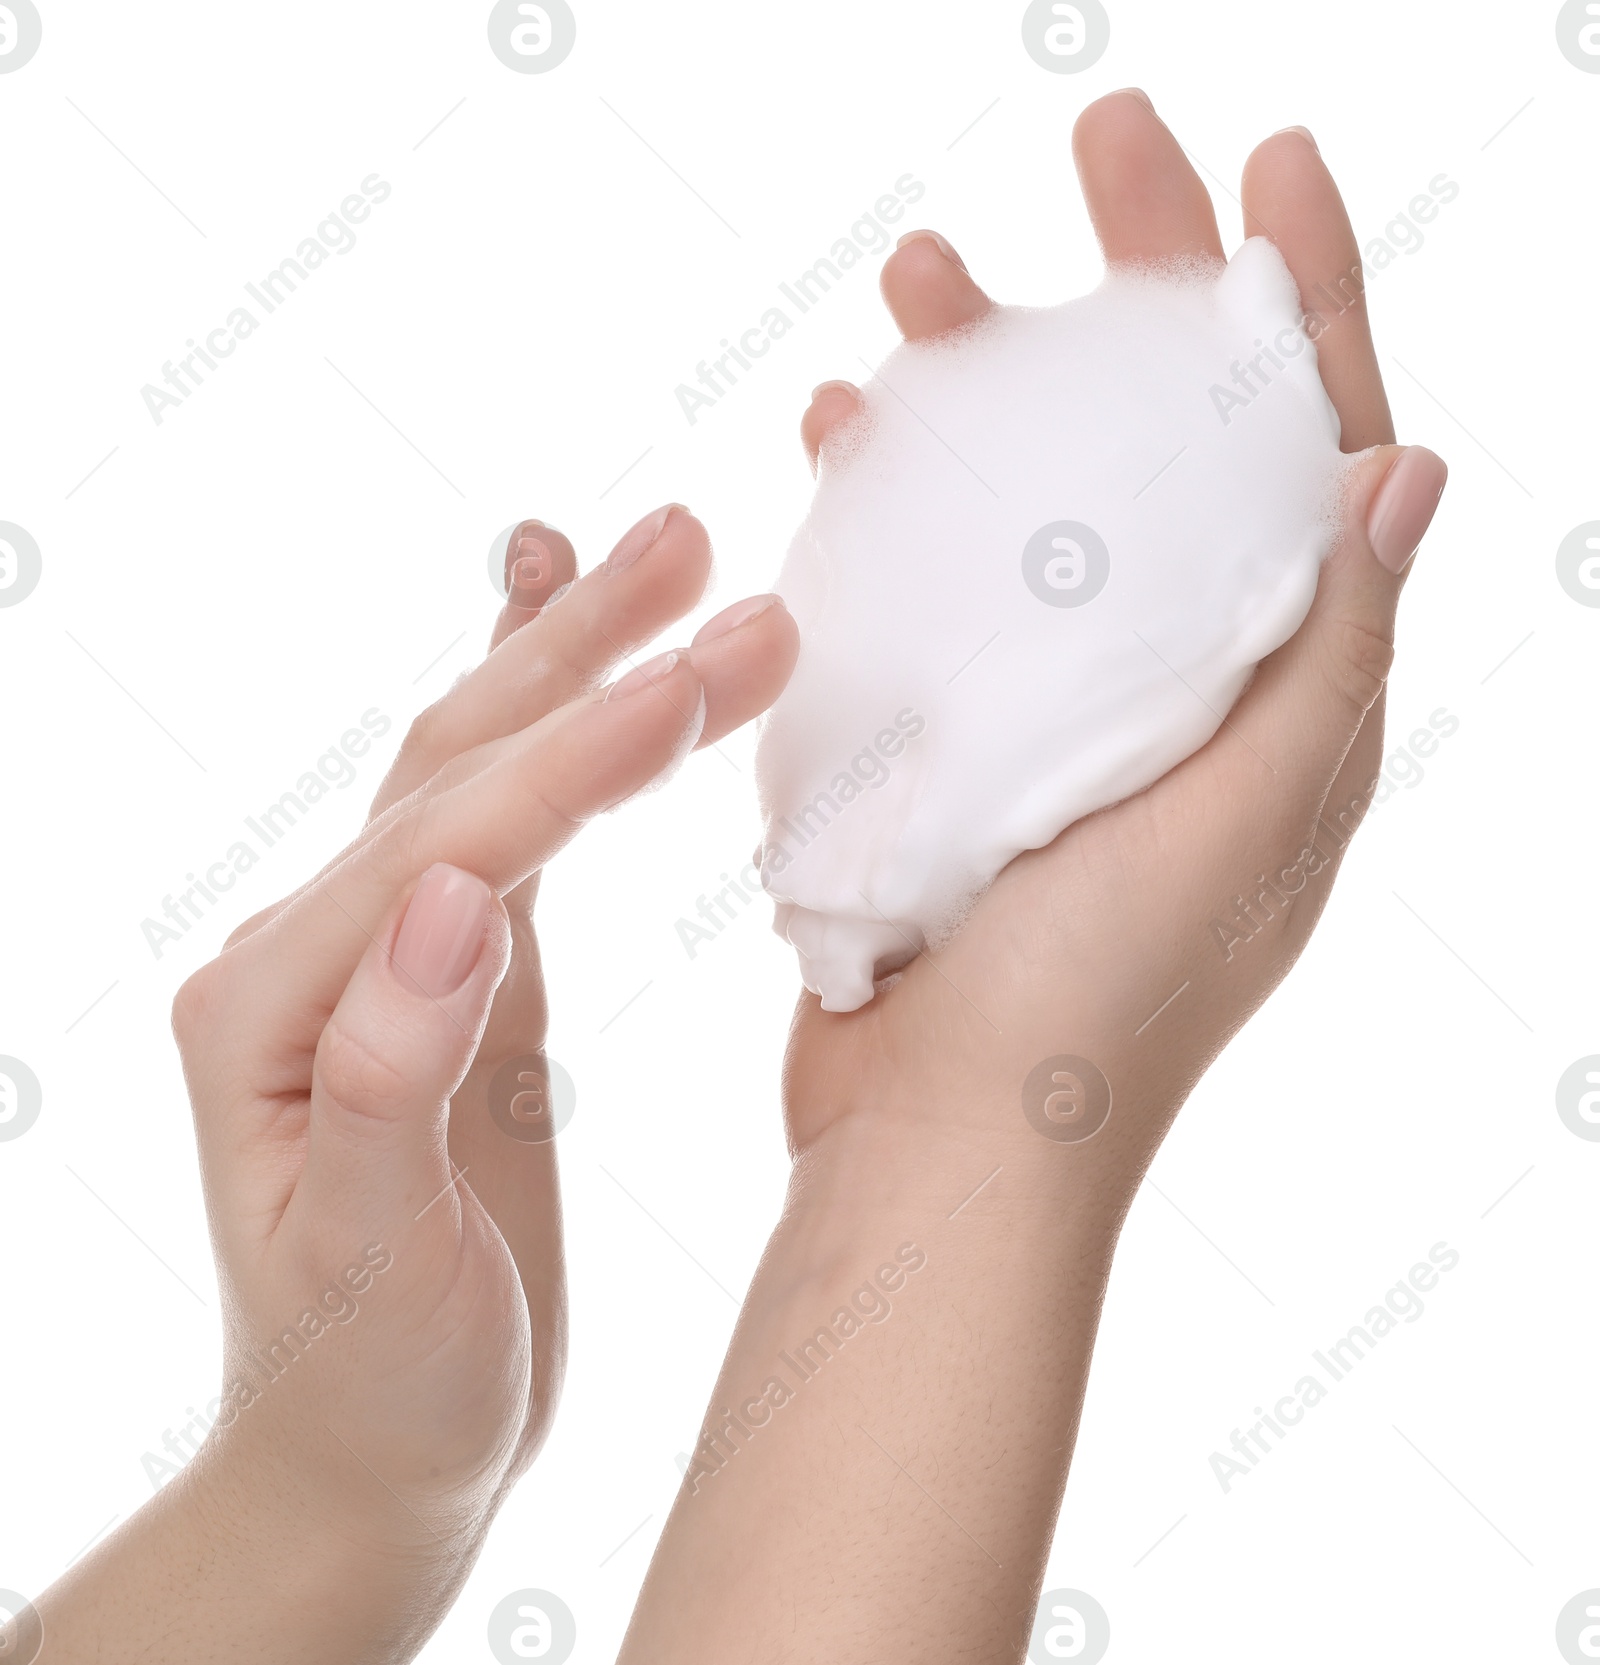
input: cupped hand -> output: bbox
[785,92,1446,1164]
[170,505,797,1563]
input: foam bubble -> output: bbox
[756,237,1346,1011]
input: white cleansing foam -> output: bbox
[755,237,1349,1012]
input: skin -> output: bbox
[19,510,797,1664]
[617,93,1445,1662]
[9,92,1447,1665]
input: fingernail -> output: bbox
[508,544,550,606]
[1273,124,1319,153]
[812,380,860,401]
[393,863,492,1000]
[504,521,546,581]
[1114,87,1156,111]
[1367,447,1448,575]
[694,594,782,644]
[605,649,682,701]
[895,229,967,273]
[604,504,684,576]
[504,522,575,599]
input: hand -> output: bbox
[619,92,1447,1665]
[32,507,796,1664]
[787,92,1446,1159]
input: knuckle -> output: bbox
[316,1015,413,1126]
[387,792,435,879]
[548,631,608,696]
[1320,617,1395,720]
[170,962,225,1044]
[359,789,435,899]
[222,904,275,951]
[401,700,445,762]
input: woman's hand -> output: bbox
[30,508,797,1664]
[788,93,1446,1165]
[620,93,1447,1665]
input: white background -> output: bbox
[1,2,1595,1660]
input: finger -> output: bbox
[1318,686,1387,852]
[224,518,721,958]
[434,880,561,1369]
[688,593,800,746]
[879,230,994,340]
[373,505,708,816]
[297,863,510,1221]
[1311,441,1445,847]
[1206,444,1447,824]
[440,931,563,1392]
[1072,89,1225,265]
[256,578,788,964]
[1241,128,1394,452]
[399,588,796,778]
[207,653,707,1068]
[226,512,658,947]
[979,448,1446,1052]
[801,380,865,474]
[490,520,579,652]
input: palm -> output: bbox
[785,97,1400,1154]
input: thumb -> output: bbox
[302,862,510,1224]
[1236,443,1447,796]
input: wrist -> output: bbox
[34,1428,490,1665]
[185,1418,491,1653]
[792,1072,1160,1235]
[751,1105,1141,1381]
[634,1069,1145,1664]
[785,971,1208,1197]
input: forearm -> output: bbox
[619,1104,1147,1663]
[26,1433,485,1664]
